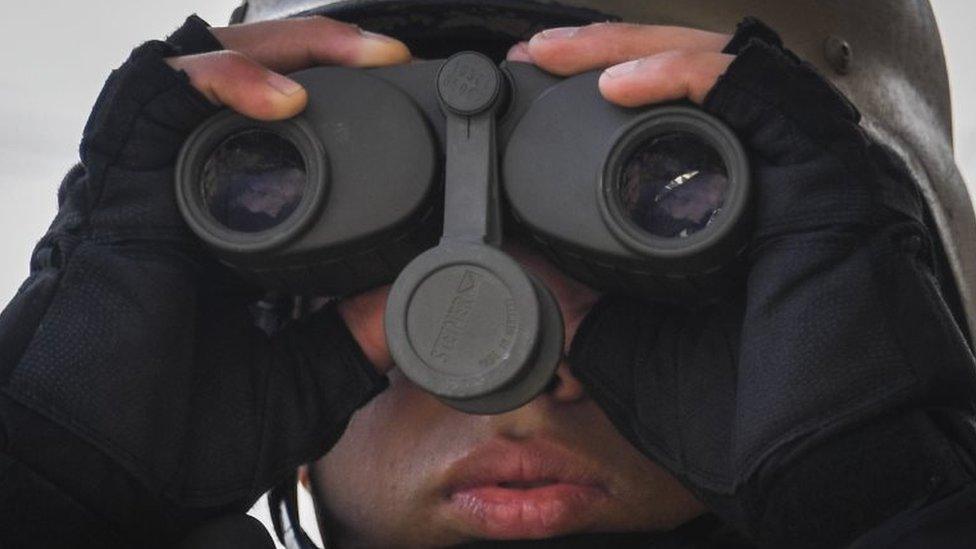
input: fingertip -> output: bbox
[270,85,309,120]
[597,71,640,108]
[234,72,307,120]
[353,31,413,67]
[523,45,570,75]
[525,33,585,76]
[596,51,731,107]
[506,41,532,63]
[525,33,554,61]
[232,78,308,121]
[687,85,712,106]
[596,59,633,105]
[265,71,304,96]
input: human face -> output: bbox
[308,244,705,547]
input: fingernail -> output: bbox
[356,30,411,66]
[603,59,643,78]
[266,72,303,96]
[507,41,532,62]
[539,26,579,40]
[359,28,398,43]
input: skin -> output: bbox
[311,244,708,547]
[165,17,735,546]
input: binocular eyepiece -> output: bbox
[176,52,750,413]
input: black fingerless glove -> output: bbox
[0,15,386,547]
[568,18,976,548]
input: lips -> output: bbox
[441,439,611,539]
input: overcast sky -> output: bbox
[0,1,974,544]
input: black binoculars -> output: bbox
[176,52,749,413]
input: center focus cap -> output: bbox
[407,264,519,378]
[385,243,542,402]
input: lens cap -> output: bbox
[385,243,563,414]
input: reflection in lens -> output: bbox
[618,132,729,239]
[201,129,307,233]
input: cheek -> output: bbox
[525,266,600,352]
[559,291,601,357]
[314,375,429,529]
[310,371,480,546]
[562,304,591,351]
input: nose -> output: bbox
[545,360,586,402]
[483,358,588,437]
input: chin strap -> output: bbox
[269,477,321,549]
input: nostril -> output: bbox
[544,375,560,394]
[548,362,586,403]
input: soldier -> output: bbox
[2,2,975,547]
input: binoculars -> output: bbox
[176,52,750,413]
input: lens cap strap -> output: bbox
[384,52,563,414]
[437,52,504,245]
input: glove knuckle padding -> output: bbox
[5,242,199,493]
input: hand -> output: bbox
[1,15,414,543]
[164,16,409,380]
[516,19,974,547]
[337,285,396,374]
[166,16,410,120]
[169,17,409,377]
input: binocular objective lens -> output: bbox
[201,129,308,233]
[618,133,730,239]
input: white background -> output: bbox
[0,1,973,546]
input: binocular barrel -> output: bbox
[176,57,749,302]
[175,53,750,413]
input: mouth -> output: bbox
[441,439,610,539]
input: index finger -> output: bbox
[210,16,411,73]
[524,22,730,76]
